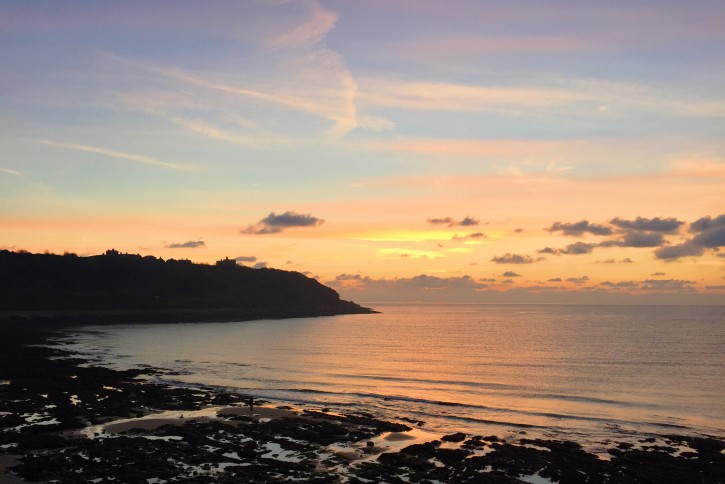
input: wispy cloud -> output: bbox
[165,116,268,147]
[266,1,338,51]
[36,140,195,171]
[100,5,360,140]
[359,78,582,114]
[0,167,21,176]
[358,76,725,118]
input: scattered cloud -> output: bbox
[242,211,324,234]
[566,276,590,284]
[600,281,639,288]
[334,273,365,282]
[690,214,725,233]
[541,214,723,260]
[165,240,205,249]
[253,261,268,269]
[427,216,479,227]
[458,216,479,227]
[689,216,725,247]
[655,214,725,260]
[502,271,522,277]
[639,279,695,291]
[452,232,487,241]
[234,255,257,263]
[610,217,684,233]
[560,242,597,255]
[540,242,596,255]
[599,279,695,291]
[548,220,612,236]
[330,273,721,304]
[427,217,454,226]
[514,228,524,233]
[599,231,665,248]
[328,273,488,301]
[652,272,667,276]
[655,244,705,260]
[490,253,540,264]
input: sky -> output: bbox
[1,0,724,304]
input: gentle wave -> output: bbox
[62,303,725,441]
[197,365,649,410]
[271,387,666,427]
[318,371,523,390]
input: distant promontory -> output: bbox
[0,249,374,327]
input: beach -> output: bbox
[1,324,724,483]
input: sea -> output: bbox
[59,303,725,448]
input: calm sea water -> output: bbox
[61,304,725,445]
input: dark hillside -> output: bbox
[0,250,371,325]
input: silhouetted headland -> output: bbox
[0,249,374,327]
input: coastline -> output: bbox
[0,304,376,328]
[1,326,724,482]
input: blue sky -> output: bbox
[1,0,724,303]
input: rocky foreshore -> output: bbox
[1,327,724,483]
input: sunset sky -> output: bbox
[2,1,724,304]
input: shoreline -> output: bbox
[1,327,724,482]
[0,305,376,329]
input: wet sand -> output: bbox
[101,406,306,434]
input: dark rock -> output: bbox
[441,432,466,442]
[435,447,471,466]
